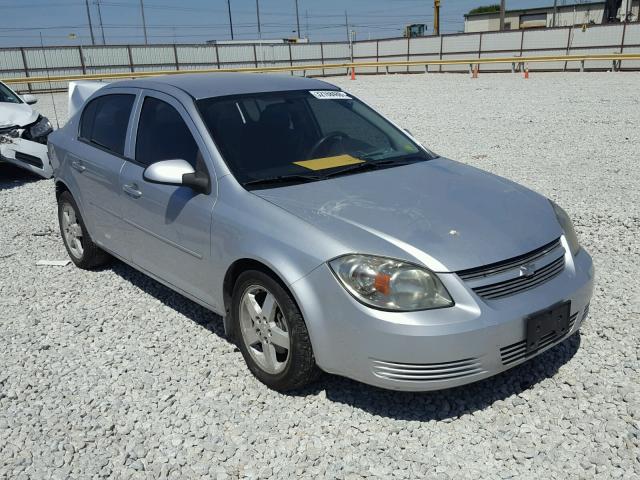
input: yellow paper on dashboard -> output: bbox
[294,154,364,171]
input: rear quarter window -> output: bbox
[79,94,135,156]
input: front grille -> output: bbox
[500,312,577,365]
[457,238,566,300]
[472,255,565,300]
[371,357,484,382]
[458,238,562,281]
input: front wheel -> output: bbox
[231,270,319,391]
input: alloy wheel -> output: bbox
[239,285,291,374]
[61,203,84,259]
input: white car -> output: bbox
[0,81,53,178]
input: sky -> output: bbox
[0,0,562,47]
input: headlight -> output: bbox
[29,116,52,139]
[329,254,453,311]
[550,200,580,256]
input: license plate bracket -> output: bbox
[526,301,571,354]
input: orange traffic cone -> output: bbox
[350,67,356,80]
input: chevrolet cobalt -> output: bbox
[48,74,594,391]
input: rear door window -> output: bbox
[79,94,135,156]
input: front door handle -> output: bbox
[71,160,86,173]
[122,183,142,199]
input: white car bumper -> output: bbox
[0,136,52,179]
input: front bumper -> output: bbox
[290,247,594,391]
[0,135,52,178]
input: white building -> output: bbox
[464,1,639,33]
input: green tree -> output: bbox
[468,4,500,15]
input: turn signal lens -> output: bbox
[329,254,453,311]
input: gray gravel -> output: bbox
[1,72,639,479]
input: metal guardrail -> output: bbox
[3,53,640,85]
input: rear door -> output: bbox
[119,90,218,306]
[70,89,137,255]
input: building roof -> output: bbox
[464,1,605,18]
[109,73,339,100]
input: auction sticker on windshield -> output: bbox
[309,90,351,100]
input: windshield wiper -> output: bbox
[242,174,323,189]
[323,155,424,179]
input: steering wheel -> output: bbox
[307,132,348,159]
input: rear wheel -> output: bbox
[58,191,110,269]
[232,270,319,391]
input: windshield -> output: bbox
[197,90,435,188]
[0,82,22,104]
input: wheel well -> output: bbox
[55,181,69,200]
[222,259,287,315]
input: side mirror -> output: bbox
[143,159,210,194]
[22,94,37,105]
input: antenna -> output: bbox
[39,32,60,129]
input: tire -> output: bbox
[58,191,110,269]
[231,270,319,391]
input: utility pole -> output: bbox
[294,0,301,39]
[499,0,506,31]
[552,0,558,27]
[140,0,148,44]
[344,10,349,42]
[96,0,106,44]
[256,0,261,39]
[305,9,309,40]
[227,0,234,40]
[433,0,440,35]
[84,0,95,45]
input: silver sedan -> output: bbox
[48,73,594,391]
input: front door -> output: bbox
[119,91,218,306]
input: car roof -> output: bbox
[109,72,340,100]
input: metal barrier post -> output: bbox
[127,45,134,73]
[564,26,572,71]
[20,47,32,93]
[78,46,86,75]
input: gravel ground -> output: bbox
[1,72,639,479]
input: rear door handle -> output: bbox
[71,160,86,173]
[122,183,142,199]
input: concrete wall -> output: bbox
[2,22,640,92]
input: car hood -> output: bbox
[253,158,562,272]
[0,102,37,128]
